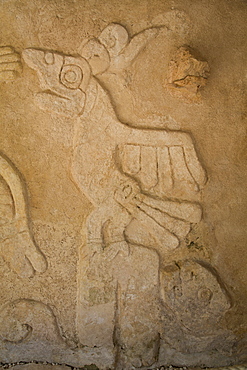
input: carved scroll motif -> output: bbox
[0,299,64,344]
[0,154,47,278]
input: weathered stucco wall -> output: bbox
[0,0,246,369]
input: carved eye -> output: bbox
[122,184,133,199]
[60,64,83,89]
[105,35,116,49]
[197,287,213,305]
[44,52,54,65]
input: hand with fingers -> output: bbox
[0,46,22,82]
[114,179,202,257]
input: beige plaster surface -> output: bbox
[0,0,246,369]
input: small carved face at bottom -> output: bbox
[160,260,231,336]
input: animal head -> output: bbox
[22,49,92,117]
[22,24,159,117]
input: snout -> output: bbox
[22,48,45,70]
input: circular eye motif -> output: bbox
[105,35,116,49]
[60,64,83,89]
[198,287,213,305]
[122,184,133,199]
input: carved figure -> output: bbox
[0,153,47,277]
[22,24,206,254]
[20,23,208,367]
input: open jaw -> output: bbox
[34,89,85,117]
[41,89,70,100]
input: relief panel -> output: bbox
[0,17,240,369]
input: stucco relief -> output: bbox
[20,23,210,366]
[0,20,240,369]
[21,24,207,255]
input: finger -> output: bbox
[125,213,179,251]
[138,201,191,239]
[0,53,21,63]
[141,195,202,223]
[17,256,35,278]
[0,237,34,278]
[0,46,15,56]
[0,62,22,73]
[25,241,47,273]
[183,145,207,187]
[109,28,158,71]
[0,70,19,81]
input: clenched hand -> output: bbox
[0,46,22,82]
